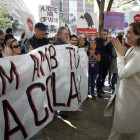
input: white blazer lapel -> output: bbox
[124,46,140,64]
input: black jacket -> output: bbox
[25,34,49,50]
[53,38,67,45]
[96,37,112,66]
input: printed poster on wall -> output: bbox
[77,12,98,35]
[129,11,140,24]
[104,11,125,30]
[38,5,59,26]
[0,44,88,140]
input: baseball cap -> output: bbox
[35,22,46,30]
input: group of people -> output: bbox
[1,21,140,139]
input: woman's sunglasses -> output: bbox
[12,45,21,48]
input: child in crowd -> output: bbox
[87,41,101,99]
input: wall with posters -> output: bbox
[38,5,59,26]
[0,44,88,140]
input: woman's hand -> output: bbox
[26,45,33,53]
[2,46,12,57]
[90,50,95,55]
[111,38,125,56]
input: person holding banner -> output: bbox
[53,26,70,45]
[104,22,140,140]
[25,22,49,52]
[6,39,21,56]
[70,35,78,46]
[53,26,70,118]
[78,37,89,52]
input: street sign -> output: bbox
[48,25,51,29]
[125,10,130,22]
[124,22,128,28]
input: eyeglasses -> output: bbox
[12,45,21,48]
[101,34,107,36]
[0,38,4,41]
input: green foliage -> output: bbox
[59,13,67,23]
[0,0,11,29]
[8,16,19,32]
[69,13,76,23]
[107,0,138,12]
[87,0,94,5]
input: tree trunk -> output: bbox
[98,0,105,37]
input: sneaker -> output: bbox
[92,95,96,99]
[91,93,96,99]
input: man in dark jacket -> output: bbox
[53,26,70,45]
[96,29,112,98]
[25,22,49,52]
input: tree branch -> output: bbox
[96,0,100,9]
[107,0,114,11]
[115,0,135,8]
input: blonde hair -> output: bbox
[6,39,17,48]
[77,37,85,46]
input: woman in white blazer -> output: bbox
[104,22,140,140]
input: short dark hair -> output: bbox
[70,35,78,40]
[57,26,68,36]
[5,33,14,40]
[116,35,123,44]
[0,29,4,35]
[102,29,108,34]
[6,28,13,34]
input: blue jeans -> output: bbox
[88,73,98,95]
[111,73,118,90]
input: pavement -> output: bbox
[30,84,133,140]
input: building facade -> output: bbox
[4,0,30,33]
[51,0,94,23]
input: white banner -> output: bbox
[18,10,35,44]
[0,44,88,140]
[38,5,59,26]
